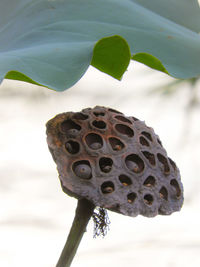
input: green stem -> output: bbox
[56,199,95,267]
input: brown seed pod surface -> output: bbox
[46,106,184,217]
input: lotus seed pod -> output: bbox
[46,106,184,217]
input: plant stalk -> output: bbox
[56,199,95,267]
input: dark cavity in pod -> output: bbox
[131,116,139,121]
[168,157,177,171]
[92,120,107,129]
[115,115,132,124]
[127,192,137,203]
[170,179,181,198]
[99,157,113,173]
[157,153,170,174]
[143,176,156,187]
[93,111,105,117]
[119,174,132,186]
[159,186,168,200]
[125,154,144,173]
[139,136,150,147]
[142,151,156,166]
[115,124,134,137]
[65,140,80,154]
[109,137,125,151]
[141,131,153,142]
[101,181,115,194]
[144,194,154,205]
[72,112,89,120]
[60,119,81,135]
[108,108,123,114]
[157,138,163,147]
[85,133,103,150]
[72,160,92,180]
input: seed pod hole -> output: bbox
[132,116,139,121]
[170,179,181,198]
[159,186,168,200]
[157,153,170,174]
[119,174,132,186]
[144,194,153,206]
[101,181,115,194]
[85,133,103,150]
[72,160,92,180]
[139,136,150,147]
[108,108,122,114]
[93,111,105,117]
[144,194,154,205]
[109,137,125,151]
[115,124,134,137]
[125,154,144,173]
[157,138,163,147]
[127,192,137,203]
[142,151,156,166]
[72,112,88,120]
[115,115,132,124]
[99,157,113,173]
[168,157,177,171]
[141,131,153,141]
[82,107,92,113]
[143,176,156,187]
[92,120,107,129]
[60,119,81,135]
[65,140,80,154]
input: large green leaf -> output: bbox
[0,0,200,91]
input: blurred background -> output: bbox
[0,61,200,267]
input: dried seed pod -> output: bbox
[46,106,184,218]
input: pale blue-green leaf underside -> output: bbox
[0,0,200,91]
